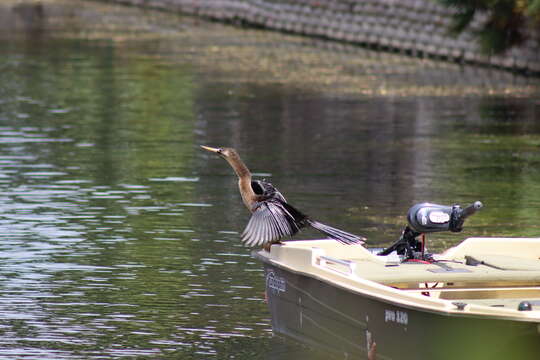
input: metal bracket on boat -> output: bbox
[452,302,468,310]
[317,255,357,277]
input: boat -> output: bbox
[253,201,540,360]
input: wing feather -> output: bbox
[241,200,299,246]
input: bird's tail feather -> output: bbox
[307,220,366,245]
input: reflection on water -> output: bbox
[0,0,540,358]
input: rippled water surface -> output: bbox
[1,0,540,358]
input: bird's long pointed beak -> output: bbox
[200,145,221,153]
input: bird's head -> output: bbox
[200,145,239,160]
[200,145,249,178]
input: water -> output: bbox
[1,0,540,358]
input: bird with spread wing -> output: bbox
[201,146,366,248]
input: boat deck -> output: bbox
[346,256,540,287]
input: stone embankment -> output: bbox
[103,0,540,73]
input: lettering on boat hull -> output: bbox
[266,270,286,295]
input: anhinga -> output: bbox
[201,146,366,247]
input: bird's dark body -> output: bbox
[251,180,288,203]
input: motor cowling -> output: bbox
[407,201,483,233]
[407,203,461,233]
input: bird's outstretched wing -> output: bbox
[242,183,367,247]
[241,200,304,247]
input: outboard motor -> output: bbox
[379,201,483,260]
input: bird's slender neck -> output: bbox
[226,156,251,180]
[225,156,256,210]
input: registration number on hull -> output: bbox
[385,309,408,325]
